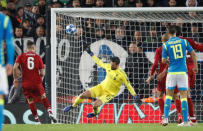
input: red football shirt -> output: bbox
[150,46,168,76]
[16,51,44,88]
[179,36,203,64]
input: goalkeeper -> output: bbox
[64,46,137,118]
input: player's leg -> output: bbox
[27,97,40,124]
[187,88,197,125]
[41,93,51,112]
[177,74,190,126]
[157,81,165,117]
[187,70,197,124]
[72,90,92,107]
[63,90,91,112]
[64,84,101,112]
[162,74,176,126]
[37,85,53,115]
[64,90,91,112]
[157,90,164,115]
[173,89,182,124]
[0,95,4,131]
[87,93,113,118]
[178,90,189,126]
[162,88,174,126]
[40,93,57,123]
[0,67,9,131]
[86,99,103,118]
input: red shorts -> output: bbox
[187,64,195,88]
[157,76,179,93]
[22,84,45,102]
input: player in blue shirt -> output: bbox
[0,13,15,130]
[161,25,198,127]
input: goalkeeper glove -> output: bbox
[85,45,94,56]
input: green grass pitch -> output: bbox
[4,124,203,131]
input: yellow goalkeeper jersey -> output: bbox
[92,55,136,96]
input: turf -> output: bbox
[3,124,203,131]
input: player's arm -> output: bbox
[13,55,22,87]
[4,16,15,75]
[39,69,45,77]
[38,56,45,77]
[146,48,159,84]
[190,51,198,73]
[122,72,136,97]
[186,38,203,52]
[186,40,198,73]
[4,16,15,65]
[162,44,168,64]
[157,64,168,82]
[85,45,108,69]
[13,63,20,81]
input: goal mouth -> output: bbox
[51,7,203,124]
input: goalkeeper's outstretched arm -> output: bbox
[85,45,108,69]
[122,73,136,97]
[91,55,109,69]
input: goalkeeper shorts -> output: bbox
[89,84,114,104]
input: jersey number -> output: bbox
[27,57,34,70]
[171,44,183,59]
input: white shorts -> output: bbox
[0,66,8,95]
[166,73,188,91]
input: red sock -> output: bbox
[187,97,194,117]
[175,99,182,116]
[29,103,37,117]
[41,98,52,113]
[158,98,164,115]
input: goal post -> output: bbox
[51,7,203,123]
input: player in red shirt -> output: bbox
[175,26,203,125]
[13,41,57,124]
[146,33,182,123]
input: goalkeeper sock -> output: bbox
[158,98,164,115]
[29,103,38,117]
[0,99,4,131]
[187,97,194,117]
[73,95,83,107]
[164,96,172,119]
[93,107,100,115]
[181,98,188,122]
[175,99,182,115]
[41,98,51,111]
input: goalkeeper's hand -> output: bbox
[85,45,94,56]
[134,95,142,106]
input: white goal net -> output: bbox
[51,8,203,124]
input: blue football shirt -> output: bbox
[162,37,193,73]
[0,13,14,66]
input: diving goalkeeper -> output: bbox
[64,46,137,118]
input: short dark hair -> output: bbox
[111,56,120,65]
[22,19,30,23]
[175,25,182,36]
[27,41,35,49]
[167,25,176,35]
[17,7,23,12]
[15,26,23,29]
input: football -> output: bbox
[66,24,76,34]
